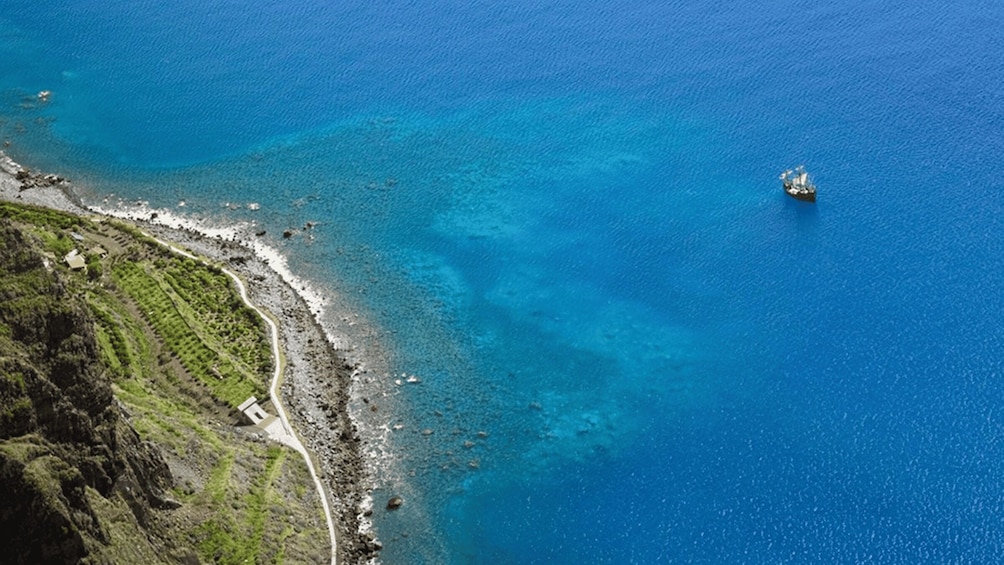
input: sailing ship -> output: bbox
[780,165,816,202]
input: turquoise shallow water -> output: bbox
[4,1,1004,562]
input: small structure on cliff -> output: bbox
[64,250,86,270]
[238,396,272,426]
[238,396,294,446]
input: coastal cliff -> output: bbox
[0,219,174,562]
[0,203,338,563]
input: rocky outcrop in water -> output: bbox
[0,151,65,191]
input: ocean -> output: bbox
[3,0,1004,562]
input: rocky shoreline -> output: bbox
[0,152,380,564]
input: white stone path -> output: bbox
[156,238,339,565]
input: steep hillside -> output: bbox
[0,204,329,564]
[0,218,175,562]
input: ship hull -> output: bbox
[784,186,816,202]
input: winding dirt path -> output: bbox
[156,237,339,565]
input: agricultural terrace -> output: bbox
[109,246,272,408]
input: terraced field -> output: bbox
[111,259,269,408]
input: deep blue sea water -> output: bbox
[4,1,1004,562]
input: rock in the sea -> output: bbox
[386,497,403,510]
[282,230,294,239]
[4,160,69,191]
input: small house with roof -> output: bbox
[64,250,86,270]
[237,396,294,445]
[238,395,283,430]
[238,396,270,425]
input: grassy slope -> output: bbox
[0,202,328,563]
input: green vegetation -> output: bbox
[161,258,273,376]
[0,201,83,230]
[89,299,134,378]
[106,218,160,247]
[111,260,266,407]
[196,447,288,564]
[0,397,33,432]
[35,229,75,256]
[0,204,327,564]
[84,488,165,564]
